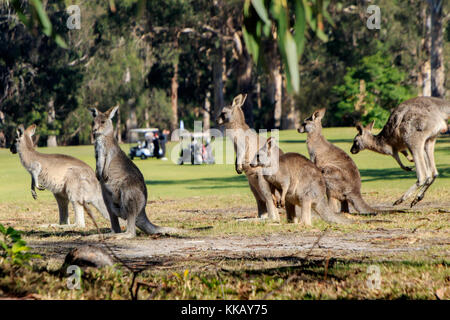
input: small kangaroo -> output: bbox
[216,94,287,222]
[10,124,110,228]
[298,108,376,214]
[351,96,450,207]
[251,137,351,225]
[90,106,176,238]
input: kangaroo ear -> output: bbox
[366,120,375,131]
[356,122,364,134]
[26,124,36,136]
[266,136,276,148]
[313,108,326,120]
[106,105,119,120]
[89,107,99,118]
[232,94,247,108]
[17,124,25,137]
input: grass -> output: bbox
[1,128,449,203]
[0,128,449,300]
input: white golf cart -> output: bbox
[128,128,166,160]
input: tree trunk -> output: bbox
[203,91,211,131]
[115,107,122,144]
[213,45,224,120]
[233,32,254,127]
[47,98,57,147]
[267,39,282,129]
[281,77,298,129]
[429,0,445,97]
[126,102,137,142]
[171,62,179,130]
[418,5,432,96]
[144,108,150,128]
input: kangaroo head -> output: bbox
[215,94,247,127]
[89,105,119,137]
[351,120,375,154]
[251,136,277,168]
[10,124,36,154]
[297,108,326,134]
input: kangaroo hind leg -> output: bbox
[411,137,438,206]
[394,139,428,206]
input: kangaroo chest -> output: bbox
[94,137,107,159]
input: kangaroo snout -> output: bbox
[10,144,17,154]
[297,127,305,133]
[350,145,359,154]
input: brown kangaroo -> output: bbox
[351,96,450,207]
[90,106,177,238]
[298,108,376,215]
[251,137,352,225]
[10,124,110,228]
[216,94,289,222]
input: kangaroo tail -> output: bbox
[347,193,378,215]
[136,209,181,235]
[315,198,353,225]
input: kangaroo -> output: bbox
[90,106,176,238]
[216,94,288,222]
[10,124,110,228]
[351,96,450,207]
[298,108,376,215]
[250,137,352,225]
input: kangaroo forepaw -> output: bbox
[402,166,413,172]
[235,165,243,175]
[393,198,403,206]
[31,190,37,200]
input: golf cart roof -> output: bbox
[129,128,159,133]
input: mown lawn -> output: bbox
[1,128,449,203]
[0,128,449,300]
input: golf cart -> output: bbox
[128,128,167,160]
[177,131,215,165]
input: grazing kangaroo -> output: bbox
[298,108,376,215]
[251,137,351,225]
[216,94,286,222]
[351,96,450,207]
[90,106,176,238]
[10,124,110,228]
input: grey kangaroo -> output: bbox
[251,137,351,225]
[351,96,450,207]
[90,106,176,238]
[10,124,110,228]
[216,94,288,222]
[298,108,375,214]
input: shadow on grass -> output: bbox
[360,165,450,183]
[146,175,248,189]
[280,138,353,144]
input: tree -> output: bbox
[427,0,446,97]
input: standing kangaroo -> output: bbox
[216,94,288,222]
[90,106,176,238]
[351,96,450,207]
[251,137,351,225]
[10,124,110,228]
[298,108,375,214]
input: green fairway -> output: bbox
[1,127,449,203]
